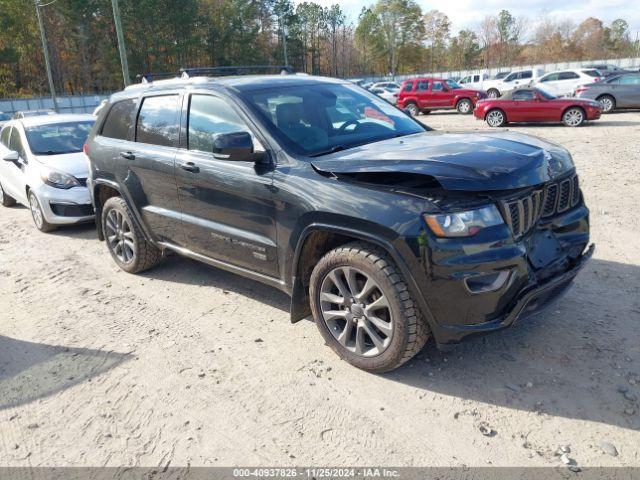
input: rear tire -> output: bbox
[28,190,55,232]
[309,242,429,373]
[562,107,585,127]
[487,89,500,99]
[404,102,419,117]
[0,182,16,207]
[597,95,615,113]
[456,98,473,114]
[485,109,507,127]
[102,196,162,273]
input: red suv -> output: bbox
[397,78,486,115]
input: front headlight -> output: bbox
[424,205,504,238]
[40,166,80,189]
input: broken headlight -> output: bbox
[424,205,503,238]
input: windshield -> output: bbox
[445,79,462,89]
[25,121,94,155]
[240,83,425,157]
[535,88,557,100]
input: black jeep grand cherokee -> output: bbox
[86,71,593,372]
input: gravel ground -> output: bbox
[1,111,639,469]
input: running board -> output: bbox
[157,241,288,293]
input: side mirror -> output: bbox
[2,151,19,162]
[212,131,265,162]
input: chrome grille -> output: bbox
[501,190,544,239]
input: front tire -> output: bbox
[562,107,585,127]
[0,182,16,207]
[309,242,429,373]
[102,196,162,273]
[597,95,615,113]
[456,98,473,114]
[485,109,507,127]
[28,190,55,232]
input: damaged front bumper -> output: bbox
[434,243,594,347]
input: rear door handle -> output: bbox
[120,151,136,160]
[179,161,199,173]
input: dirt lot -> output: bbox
[1,111,639,469]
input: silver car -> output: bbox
[575,73,640,113]
[0,114,95,232]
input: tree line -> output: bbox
[0,0,638,97]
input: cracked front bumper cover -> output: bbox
[435,243,595,346]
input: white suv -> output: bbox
[536,69,603,97]
[0,114,95,232]
[483,68,545,98]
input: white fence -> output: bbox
[355,56,640,83]
[0,94,111,116]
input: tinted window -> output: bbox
[188,95,254,153]
[25,121,94,155]
[584,70,601,77]
[0,126,10,147]
[513,90,535,101]
[402,82,414,92]
[559,72,579,80]
[242,83,424,157]
[520,71,532,79]
[432,82,445,91]
[504,73,517,82]
[136,95,180,147]
[540,73,559,82]
[9,128,26,158]
[445,80,461,89]
[416,80,429,91]
[619,75,640,85]
[101,99,137,140]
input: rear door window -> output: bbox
[101,99,137,140]
[416,80,430,91]
[136,95,180,147]
[520,71,532,80]
[559,72,579,80]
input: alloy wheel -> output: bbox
[406,104,419,117]
[319,266,393,357]
[600,97,614,113]
[105,208,136,264]
[486,110,504,127]
[29,193,44,229]
[458,100,471,113]
[564,108,584,127]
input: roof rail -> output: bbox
[136,72,178,83]
[180,65,294,78]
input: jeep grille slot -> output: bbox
[541,174,581,218]
[501,190,544,239]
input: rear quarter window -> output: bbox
[101,99,137,140]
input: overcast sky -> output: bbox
[292,0,640,38]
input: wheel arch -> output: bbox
[92,180,150,243]
[289,223,438,336]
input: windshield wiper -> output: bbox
[309,145,349,157]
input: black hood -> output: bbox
[311,131,575,191]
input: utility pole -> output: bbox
[281,20,289,66]
[34,1,58,112]
[111,0,130,86]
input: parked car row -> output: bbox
[1,70,594,372]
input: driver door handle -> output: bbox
[120,151,136,161]
[179,161,199,173]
